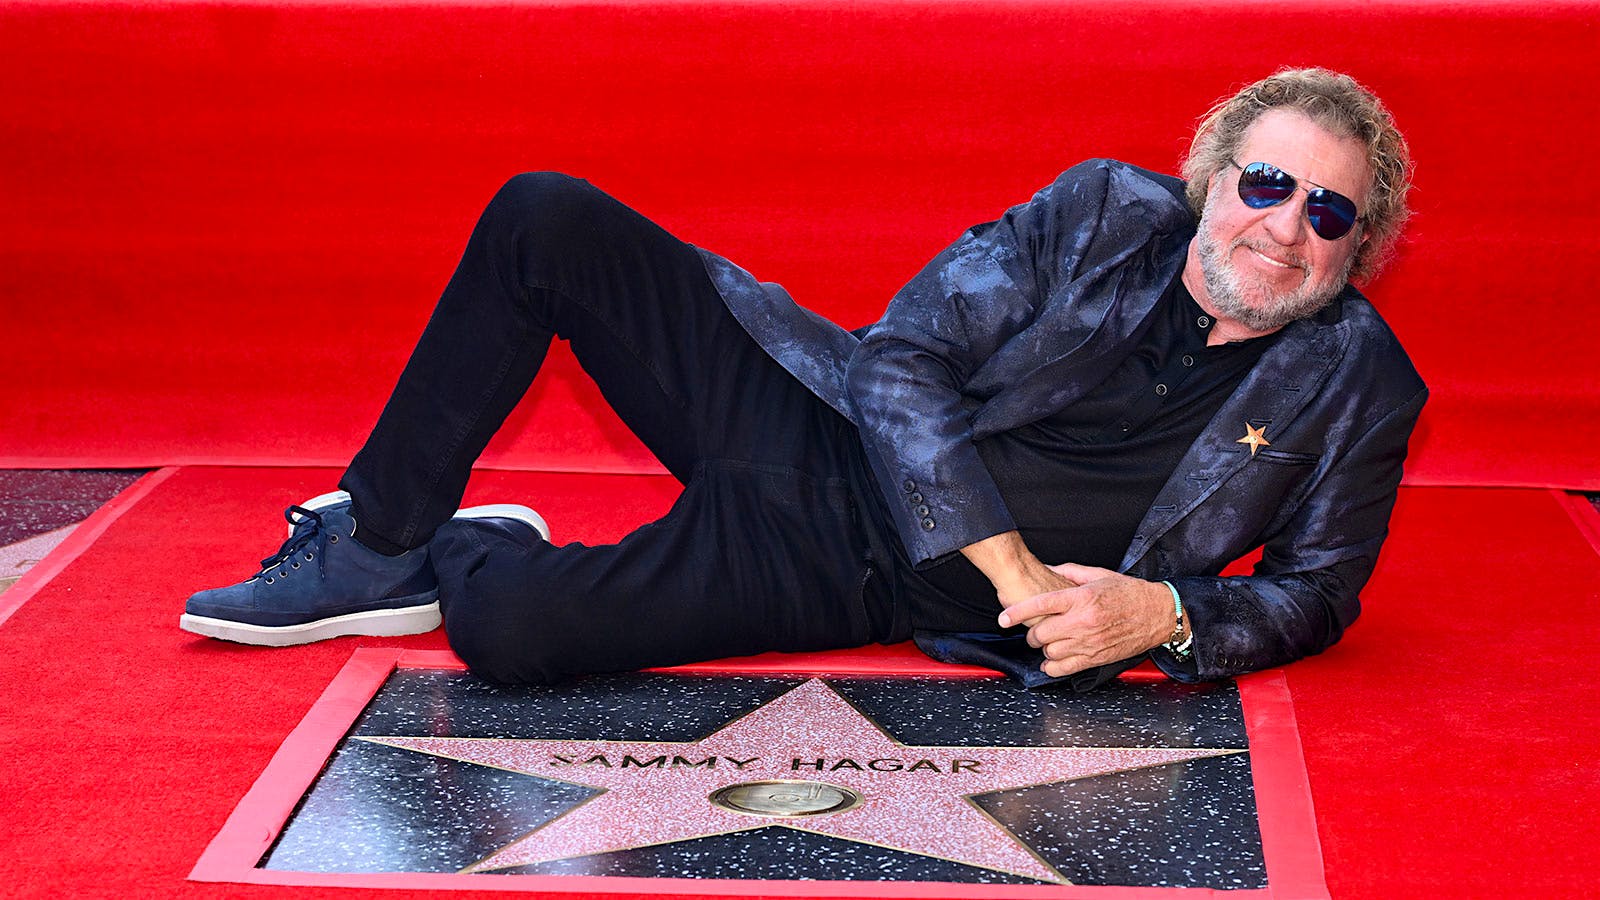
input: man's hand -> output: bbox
[997,563,1175,678]
[960,532,1079,618]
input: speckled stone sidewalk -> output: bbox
[0,469,146,595]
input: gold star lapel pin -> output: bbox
[1236,423,1271,456]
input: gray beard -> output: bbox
[1193,213,1351,333]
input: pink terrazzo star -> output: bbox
[362,678,1240,883]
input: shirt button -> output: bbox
[920,518,937,531]
[914,504,930,517]
[902,479,916,493]
[1155,383,1168,396]
[1197,315,1211,328]
[1182,354,1195,367]
[909,492,923,504]
[1120,421,1131,432]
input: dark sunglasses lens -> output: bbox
[1237,162,1294,208]
[1306,190,1358,240]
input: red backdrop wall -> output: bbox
[3,1,1596,487]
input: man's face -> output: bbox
[1191,108,1373,334]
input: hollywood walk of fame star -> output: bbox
[1236,423,1271,456]
[362,678,1243,883]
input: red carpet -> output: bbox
[3,1,1598,487]
[0,468,1595,898]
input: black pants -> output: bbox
[340,174,905,683]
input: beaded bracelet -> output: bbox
[1160,580,1194,660]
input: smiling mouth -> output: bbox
[1241,244,1300,271]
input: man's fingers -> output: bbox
[1022,613,1062,647]
[1040,637,1075,660]
[997,586,1078,628]
[1025,613,1082,651]
[1037,624,1104,659]
[1040,651,1096,678]
[1048,562,1115,583]
[1039,644,1126,677]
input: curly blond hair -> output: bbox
[1182,68,1412,283]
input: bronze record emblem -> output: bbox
[709,780,864,818]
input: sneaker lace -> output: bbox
[256,505,338,582]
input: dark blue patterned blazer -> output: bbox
[698,159,1427,682]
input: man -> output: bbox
[181,67,1425,690]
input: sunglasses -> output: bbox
[1232,160,1361,241]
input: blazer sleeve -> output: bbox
[1156,384,1429,681]
[845,162,1111,565]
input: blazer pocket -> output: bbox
[1252,447,1321,466]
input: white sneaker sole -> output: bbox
[178,601,441,647]
[457,504,551,541]
[290,492,551,542]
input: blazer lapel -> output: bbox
[968,230,1187,439]
[1119,314,1351,572]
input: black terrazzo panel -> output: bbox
[353,670,801,740]
[0,469,145,545]
[973,753,1261,887]
[261,670,1265,888]
[830,675,1246,748]
[265,739,596,873]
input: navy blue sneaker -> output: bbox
[180,499,549,646]
[180,505,438,646]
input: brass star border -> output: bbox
[189,648,1332,898]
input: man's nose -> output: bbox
[1262,194,1308,245]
